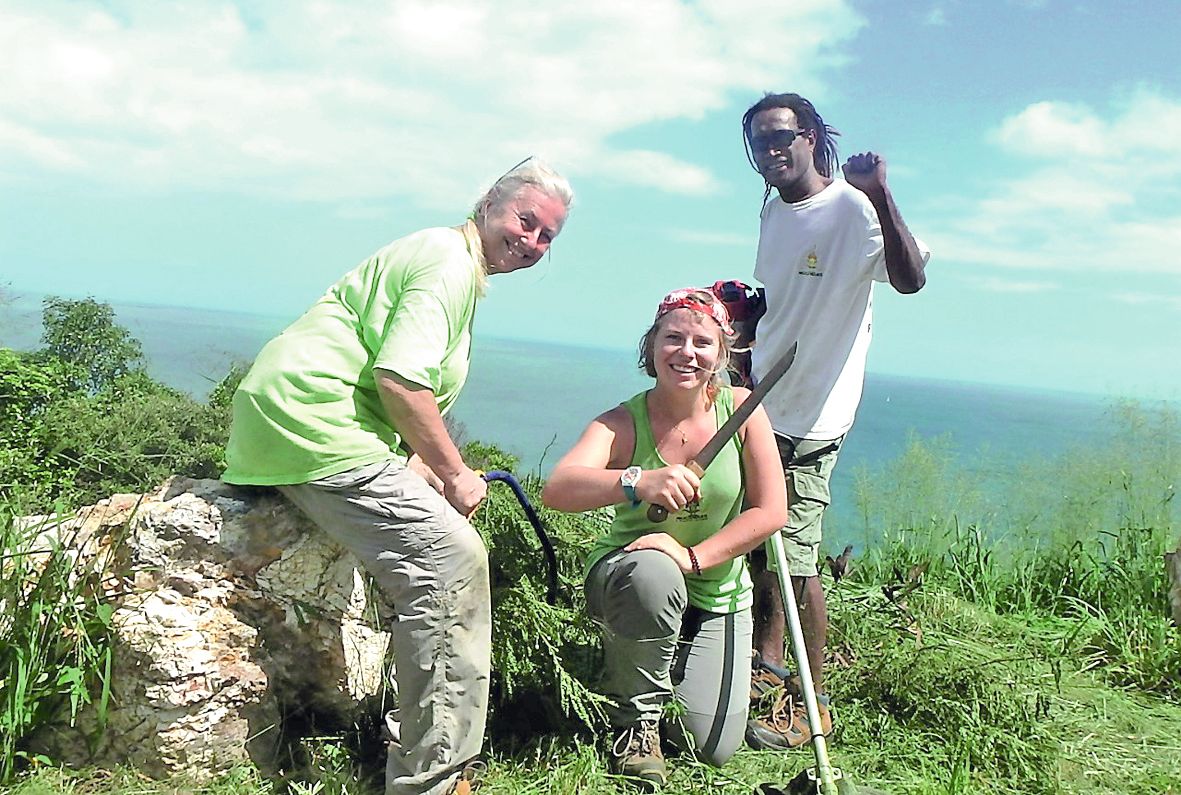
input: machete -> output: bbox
[646,340,797,523]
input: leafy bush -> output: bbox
[38,297,145,395]
[1,297,244,502]
[464,442,610,738]
[0,350,74,495]
[39,371,230,504]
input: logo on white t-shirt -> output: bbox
[798,250,823,278]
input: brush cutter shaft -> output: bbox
[767,531,840,795]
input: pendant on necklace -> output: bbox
[672,424,688,445]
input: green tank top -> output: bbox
[584,387,753,613]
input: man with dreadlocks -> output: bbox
[739,92,931,751]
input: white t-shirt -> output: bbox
[751,179,930,440]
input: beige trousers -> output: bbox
[280,459,491,795]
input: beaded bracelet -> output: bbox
[687,546,702,576]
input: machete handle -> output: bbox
[644,460,705,524]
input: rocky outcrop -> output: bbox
[26,478,395,781]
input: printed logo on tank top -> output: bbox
[676,497,707,522]
[798,250,823,278]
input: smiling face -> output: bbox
[651,309,723,391]
[477,186,568,274]
[748,107,825,202]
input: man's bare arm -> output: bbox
[843,152,927,294]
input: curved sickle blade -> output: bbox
[482,470,559,604]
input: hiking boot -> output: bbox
[446,760,486,794]
[750,652,796,701]
[610,719,667,787]
[746,691,832,751]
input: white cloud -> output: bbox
[0,0,864,206]
[931,87,1181,277]
[598,150,718,195]
[993,101,1108,158]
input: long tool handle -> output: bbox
[767,531,840,795]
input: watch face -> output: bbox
[621,466,641,487]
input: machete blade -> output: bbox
[646,340,798,523]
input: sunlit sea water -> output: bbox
[2,296,1115,545]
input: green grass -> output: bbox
[6,567,1179,795]
[0,492,122,783]
[3,402,1180,793]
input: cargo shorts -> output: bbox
[773,434,844,577]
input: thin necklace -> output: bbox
[669,422,688,445]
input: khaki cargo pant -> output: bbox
[280,459,490,795]
[773,435,844,577]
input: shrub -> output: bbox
[39,371,230,504]
[38,297,145,395]
[1,298,248,502]
[463,442,610,739]
[0,350,74,495]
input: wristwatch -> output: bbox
[620,466,642,506]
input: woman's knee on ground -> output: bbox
[666,713,743,767]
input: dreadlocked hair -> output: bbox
[741,92,841,205]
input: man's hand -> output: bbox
[442,466,488,518]
[842,151,888,196]
[842,151,927,293]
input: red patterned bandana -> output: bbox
[656,288,735,336]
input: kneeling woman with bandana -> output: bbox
[542,288,787,786]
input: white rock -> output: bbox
[29,477,395,782]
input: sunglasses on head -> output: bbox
[748,128,809,153]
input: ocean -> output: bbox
[2,295,1119,546]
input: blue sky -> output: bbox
[2,0,1179,400]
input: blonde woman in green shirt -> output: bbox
[223,158,572,795]
[542,288,787,786]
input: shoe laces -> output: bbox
[447,760,485,794]
[459,760,486,782]
[759,689,799,732]
[612,719,659,758]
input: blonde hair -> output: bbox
[637,290,737,401]
[472,157,574,221]
[458,218,490,296]
[462,157,573,296]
